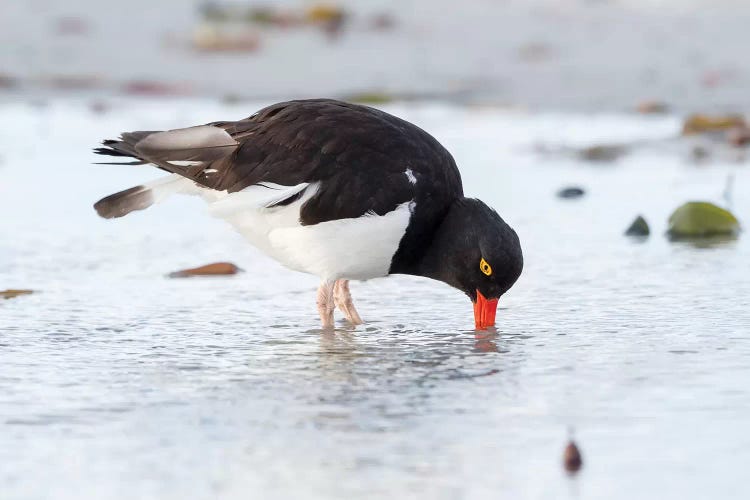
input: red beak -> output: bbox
[473,289,499,330]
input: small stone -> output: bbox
[667,202,740,239]
[305,4,346,24]
[682,114,746,135]
[122,80,191,96]
[636,100,669,114]
[557,186,585,199]
[191,24,261,53]
[625,215,650,237]
[578,144,626,162]
[563,440,583,473]
[369,13,396,31]
[0,73,18,89]
[691,145,710,162]
[727,126,750,147]
[1,289,34,300]
[168,262,242,278]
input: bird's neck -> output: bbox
[411,217,458,285]
[390,198,462,288]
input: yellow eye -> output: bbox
[480,257,492,276]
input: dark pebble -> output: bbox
[557,186,585,199]
[625,215,650,237]
[563,440,583,473]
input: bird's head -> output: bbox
[419,198,523,329]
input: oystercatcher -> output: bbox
[94,99,523,329]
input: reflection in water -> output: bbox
[668,234,739,249]
[474,331,500,353]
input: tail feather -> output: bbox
[94,185,153,219]
[94,124,240,218]
[94,131,160,164]
[93,175,194,219]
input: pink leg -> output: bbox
[334,280,364,325]
[316,281,335,328]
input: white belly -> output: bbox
[206,182,413,281]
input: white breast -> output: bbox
[206,182,414,281]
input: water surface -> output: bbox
[1,99,749,499]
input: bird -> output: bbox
[93,99,523,329]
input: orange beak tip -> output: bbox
[473,289,499,330]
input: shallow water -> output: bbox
[1,99,749,500]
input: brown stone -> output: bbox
[563,440,583,473]
[168,262,242,278]
[636,100,669,114]
[727,126,750,147]
[1,289,34,300]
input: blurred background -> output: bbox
[2,0,750,110]
[2,2,750,500]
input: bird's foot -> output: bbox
[334,280,364,325]
[316,281,335,328]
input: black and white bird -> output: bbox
[93,99,523,329]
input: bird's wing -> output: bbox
[95,99,460,223]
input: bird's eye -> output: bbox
[479,257,492,276]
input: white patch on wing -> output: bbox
[168,160,203,168]
[405,168,417,184]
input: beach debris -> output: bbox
[667,202,740,239]
[0,73,19,89]
[345,91,394,104]
[242,8,302,28]
[369,12,396,31]
[636,100,669,114]
[563,440,583,473]
[305,4,347,36]
[168,262,242,278]
[690,145,710,162]
[557,186,585,199]
[305,4,346,25]
[122,80,191,96]
[42,74,102,90]
[577,144,627,163]
[682,114,745,135]
[193,2,354,50]
[192,23,261,52]
[727,126,750,147]
[625,215,650,237]
[1,289,34,300]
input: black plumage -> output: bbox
[94,99,523,328]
